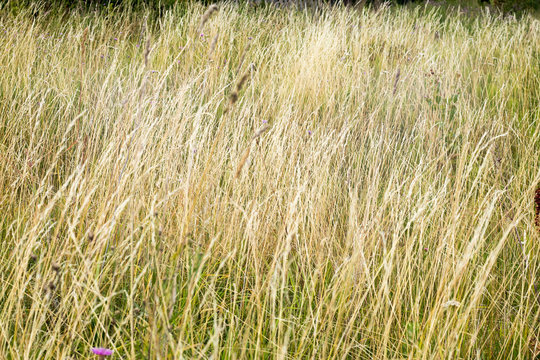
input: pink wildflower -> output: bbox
[91,347,113,359]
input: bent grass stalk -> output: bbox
[0,2,539,359]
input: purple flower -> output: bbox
[248,37,253,40]
[308,130,312,136]
[262,120,268,124]
[91,347,113,358]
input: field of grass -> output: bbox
[0,1,539,359]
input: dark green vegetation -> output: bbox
[3,0,539,14]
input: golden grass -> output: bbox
[0,2,539,359]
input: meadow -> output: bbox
[0,1,539,358]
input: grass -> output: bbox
[0,1,539,359]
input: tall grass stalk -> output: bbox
[0,2,539,359]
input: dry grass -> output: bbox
[0,2,539,359]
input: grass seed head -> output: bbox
[235,145,252,179]
[198,4,218,34]
[535,185,540,232]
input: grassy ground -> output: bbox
[0,2,539,359]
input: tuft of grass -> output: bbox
[0,2,539,359]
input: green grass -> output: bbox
[0,2,539,359]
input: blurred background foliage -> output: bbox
[2,0,538,14]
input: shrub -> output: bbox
[490,0,539,12]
